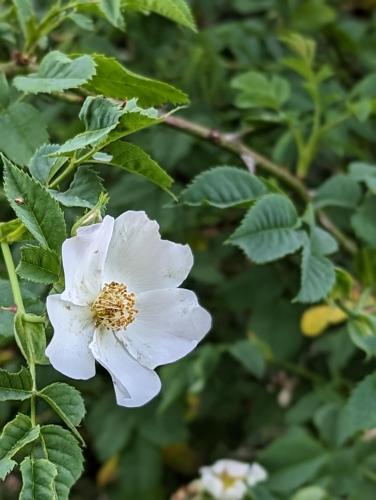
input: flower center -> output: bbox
[218,471,240,490]
[91,281,137,331]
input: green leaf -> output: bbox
[106,141,174,192]
[50,167,103,208]
[290,0,336,32]
[311,227,338,256]
[122,0,197,31]
[14,313,49,366]
[12,0,35,37]
[314,175,362,209]
[0,219,27,244]
[347,316,376,357]
[3,157,67,252]
[349,162,376,193]
[233,0,275,14]
[259,427,328,494]
[87,393,136,460]
[84,54,188,107]
[0,414,40,480]
[338,373,376,445]
[229,194,304,263]
[28,144,67,185]
[295,242,336,303]
[0,458,16,481]
[40,425,84,500]
[57,96,122,155]
[0,367,32,401]
[0,103,49,166]
[99,0,124,28]
[17,245,61,284]
[349,99,373,122]
[13,52,96,94]
[180,166,267,208]
[107,98,160,141]
[0,73,10,107]
[118,436,162,499]
[352,72,376,99]
[39,383,85,444]
[351,194,376,247]
[291,486,330,500]
[231,71,291,110]
[20,457,58,500]
[0,279,43,343]
[67,12,94,31]
[229,338,266,378]
[281,33,316,67]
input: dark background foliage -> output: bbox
[2,1,376,499]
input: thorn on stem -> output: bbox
[208,129,221,143]
[1,305,17,313]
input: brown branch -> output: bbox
[164,115,310,202]
[164,115,358,256]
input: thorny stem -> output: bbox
[1,243,37,425]
[164,115,310,201]
[164,115,358,255]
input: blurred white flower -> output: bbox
[199,459,267,500]
[247,462,268,487]
[46,211,211,407]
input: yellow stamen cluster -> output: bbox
[219,471,238,489]
[91,281,137,331]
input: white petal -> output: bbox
[62,216,114,305]
[200,471,223,499]
[247,463,268,486]
[216,460,249,478]
[90,330,161,407]
[223,481,247,500]
[46,294,95,380]
[103,211,193,293]
[118,288,211,369]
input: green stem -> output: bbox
[1,243,37,425]
[274,358,325,385]
[49,148,97,189]
[296,74,322,178]
[25,0,100,54]
[362,467,376,484]
[319,111,352,136]
[48,155,77,189]
[1,242,25,314]
[30,378,37,426]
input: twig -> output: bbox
[164,115,358,255]
[164,115,310,202]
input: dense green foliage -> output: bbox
[1,0,376,499]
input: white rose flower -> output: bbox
[46,211,211,407]
[199,459,268,500]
